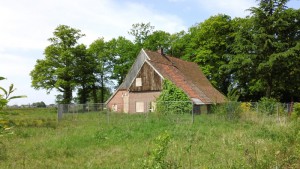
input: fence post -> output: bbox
[57,104,63,121]
[107,107,110,124]
[192,102,194,124]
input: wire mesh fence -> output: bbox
[57,101,197,123]
[57,102,296,124]
[210,102,295,124]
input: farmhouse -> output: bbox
[106,49,226,113]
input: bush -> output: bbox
[143,131,171,169]
[211,102,242,120]
[291,103,300,120]
[240,102,251,113]
[293,103,300,117]
[258,97,278,115]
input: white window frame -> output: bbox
[136,78,142,87]
[136,102,144,112]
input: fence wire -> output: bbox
[57,102,296,124]
[57,102,196,123]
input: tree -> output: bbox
[233,0,300,101]
[181,14,236,95]
[30,25,85,104]
[74,44,97,104]
[169,30,189,57]
[143,30,171,51]
[88,38,112,103]
[32,101,46,108]
[229,17,263,101]
[128,22,154,47]
[107,36,139,85]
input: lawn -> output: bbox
[0,108,299,168]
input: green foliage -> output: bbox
[0,76,26,110]
[156,80,192,115]
[128,22,155,47]
[181,14,235,94]
[143,30,171,51]
[31,101,46,108]
[143,131,171,169]
[258,97,278,115]
[291,103,300,119]
[212,102,242,120]
[226,84,240,101]
[30,25,85,104]
[232,0,300,100]
[107,36,139,85]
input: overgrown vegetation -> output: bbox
[156,80,192,115]
[0,107,300,168]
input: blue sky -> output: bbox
[0,0,299,105]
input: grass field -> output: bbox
[0,108,300,168]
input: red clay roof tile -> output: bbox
[145,50,226,104]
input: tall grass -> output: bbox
[0,108,299,168]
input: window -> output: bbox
[136,78,142,87]
[112,104,118,112]
[136,102,144,112]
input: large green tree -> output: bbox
[107,36,139,85]
[180,14,235,94]
[30,25,85,104]
[143,30,171,51]
[233,0,300,101]
[88,38,112,103]
[74,44,97,104]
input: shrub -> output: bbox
[211,102,242,120]
[258,97,278,115]
[293,103,300,117]
[143,131,171,169]
[240,102,251,113]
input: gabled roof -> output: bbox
[144,50,226,104]
[106,49,226,104]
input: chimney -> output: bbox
[159,48,166,56]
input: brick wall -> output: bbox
[128,91,161,113]
[106,90,126,112]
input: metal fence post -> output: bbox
[192,102,194,124]
[107,107,110,124]
[57,104,63,121]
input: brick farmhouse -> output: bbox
[106,49,226,113]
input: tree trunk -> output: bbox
[266,80,272,98]
[92,85,98,103]
[63,87,73,104]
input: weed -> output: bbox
[143,131,172,169]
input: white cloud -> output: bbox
[0,0,187,105]
[196,0,256,18]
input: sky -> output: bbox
[1,0,300,106]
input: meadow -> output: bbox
[0,107,300,169]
